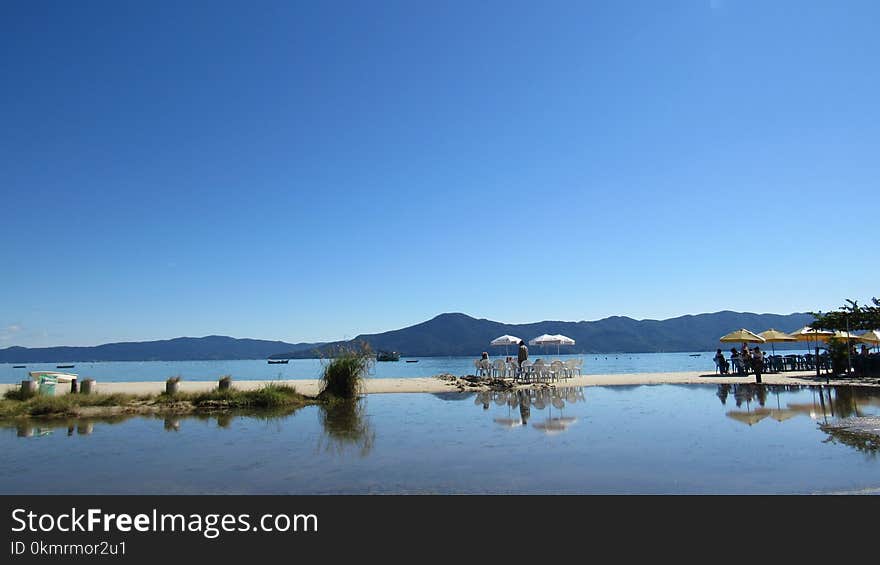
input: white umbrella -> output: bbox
[489,335,522,357]
[529,334,576,355]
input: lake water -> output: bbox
[3,384,879,494]
[0,351,766,383]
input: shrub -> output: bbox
[318,342,374,400]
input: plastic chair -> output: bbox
[519,360,533,383]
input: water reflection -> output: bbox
[718,384,880,422]
[480,387,587,433]
[317,400,375,457]
[2,400,377,456]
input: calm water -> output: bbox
[2,384,879,494]
[0,351,777,383]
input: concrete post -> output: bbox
[20,380,37,398]
[166,380,180,395]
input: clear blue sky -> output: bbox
[2,1,878,347]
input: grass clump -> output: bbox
[157,384,305,409]
[319,342,375,400]
[0,392,143,418]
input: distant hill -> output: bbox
[0,311,816,362]
[0,336,323,363]
[273,311,816,358]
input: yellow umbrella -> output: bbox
[788,326,833,342]
[719,329,766,343]
[859,330,880,344]
[788,326,834,376]
[758,329,796,342]
[859,330,880,352]
[758,329,797,359]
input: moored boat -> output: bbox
[377,351,400,362]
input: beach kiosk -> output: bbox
[28,371,78,396]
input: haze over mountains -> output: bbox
[0,311,815,363]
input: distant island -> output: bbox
[0,311,815,363]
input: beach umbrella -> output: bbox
[529,333,576,355]
[788,326,834,376]
[719,329,765,344]
[859,330,880,352]
[758,329,797,357]
[490,335,522,357]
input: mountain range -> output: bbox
[0,336,322,363]
[0,311,815,363]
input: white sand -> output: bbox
[2,370,873,397]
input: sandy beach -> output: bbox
[3,370,876,398]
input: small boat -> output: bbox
[56,365,75,369]
[13,365,26,368]
[405,359,419,363]
[267,359,289,364]
[377,351,401,362]
[689,354,701,357]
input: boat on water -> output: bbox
[56,365,75,368]
[13,365,26,368]
[689,354,701,357]
[405,360,419,363]
[377,351,401,362]
[267,359,289,364]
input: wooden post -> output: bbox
[166,380,180,395]
[81,379,96,395]
[20,380,37,398]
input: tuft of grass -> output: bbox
[0,392,145,418]
[318,342,374,400]
[4,388,29,401]
[157,384,304,409]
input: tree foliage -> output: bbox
[810,297,880,331]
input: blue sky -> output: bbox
[1,1,878,347]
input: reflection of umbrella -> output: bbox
[726,410,770,426]
[490,335,522,357]
[529,334,576,355]
[768,409,798,422]
[758,329,796,357]
[532,420,567,434]
[493,417,523,428]
[786,402,828,420]
[719,329,765,343]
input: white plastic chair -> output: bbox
[492,359,506,378]
[519,360,533,383]
[550,360,565,382]
[532,360,548,383]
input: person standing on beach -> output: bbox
[751,346,763,384]
[518,340,528,367]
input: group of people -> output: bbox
[714,344,766,381]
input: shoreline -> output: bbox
[3,370,878,398]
